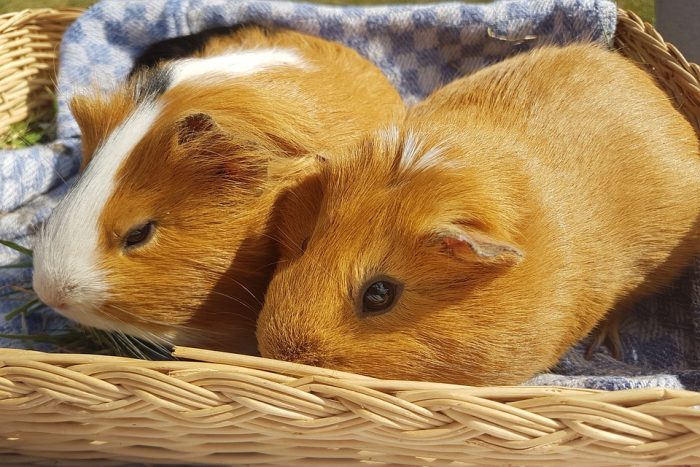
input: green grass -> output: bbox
[0,0,95,12]
[0,120,55,149]
[617,0,654,23]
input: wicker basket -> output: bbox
[0,8,82,137]
[2,6,700,466]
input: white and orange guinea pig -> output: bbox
[256,43,700,386]
[31,26,405,354]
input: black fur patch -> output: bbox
[131,66,172,103]
[128,24,275,78]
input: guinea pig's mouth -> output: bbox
[51,305,115,331]
[44,300,167,342]
[33,283,108,330]
[66,304,247,353]
[51,305,122,331]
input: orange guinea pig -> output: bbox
[31,26,405,354]
[256,43,700,385]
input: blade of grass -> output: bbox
[5,298,39,321]
[0,240,33,257]
[0,288,24,298]
[26,302,45,314]
[0,285,33,295]
[0,332,66,344]
[0,262,33,269]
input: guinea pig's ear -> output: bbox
[176,112,218,145]
[175,112,269,187]
[428,224,524,265]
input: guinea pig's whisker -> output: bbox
[96,309,176,359]
[261,258,289,269]
[105,302,235,342]
[52,164,70,189]
[115,330,148,360]
[122,332,170,361]
[103,304,202,339]
[100,329,127,355]
[224,278,262,307]
[118,325,175,358]
[203,291,259,322]
[178,257,264,308]
[105,329,136,358]
[143,331,176,355]
[131,331,174,360]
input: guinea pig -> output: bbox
[31,25,405,354]
[256,43,700,385]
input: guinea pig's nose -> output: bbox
[261,338,323,366]
[32,269,72,310]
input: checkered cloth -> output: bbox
[8,0,692,392]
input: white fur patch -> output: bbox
[413,145,446,171]
[33,101,163,321]
[169,48,307,87]
[394,130,446,173]
[380,125,400,148]
[400,132,422,170]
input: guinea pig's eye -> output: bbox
[123,221,155,249]
[361,278,402,316]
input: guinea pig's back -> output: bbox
[198,26,405,143]
[413,43,700,314]
[132,25,405,152]
[513,44,700,294]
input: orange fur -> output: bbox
[67,26,405,353]
[257,44,700,385]
[71,92,135,170]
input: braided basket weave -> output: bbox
[2,7,700,466]
[0,8,82,137]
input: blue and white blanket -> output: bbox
[5,0,695,391]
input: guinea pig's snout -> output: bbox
[32,268,76,311]
[260,334,328,367]
[32,251,90,313]
[31,224,108,317]
[271,340,323,366]
[32,262,114,330]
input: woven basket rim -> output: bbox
[3,345,699,397]
[2,345,700,465]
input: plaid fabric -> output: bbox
[8,0,690,393]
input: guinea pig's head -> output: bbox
[257,126,536,385]
[32,74,318,353]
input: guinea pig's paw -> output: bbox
[584,308,627,360]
